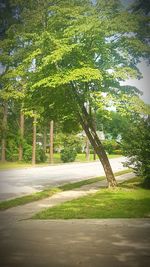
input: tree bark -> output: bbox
[85,136,90,161]
[18,110,24,161]
[49,120,54,164]
[93,149,96,161]
[32,116,36,166]
[70,85,117,187]
[93,109,97,161]
[1,101,8,162]
[43,126,47,153]
[79,105,117,187]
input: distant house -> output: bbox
[77,130,105,142]
[96,131,105,141]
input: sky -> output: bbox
[122,61,150,104]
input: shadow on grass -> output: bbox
[120,177,150,190]
[33,177,150,220]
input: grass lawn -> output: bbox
[75,153,121,161]
[0,169,131,210]
[0,153,122,170]
[33,177,150,219]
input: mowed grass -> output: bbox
[0,188,61,210]
[0,169,130,210]
[33,177,150,219]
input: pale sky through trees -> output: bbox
[122,61,150,104]
[121,0,150,104]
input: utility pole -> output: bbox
[49,120,54,164]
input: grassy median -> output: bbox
[33,177,150,219]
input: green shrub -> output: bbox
[61,147,77,163]
[122,117,150,187]
[36,146,47,163]
[6,140,18,161]
[102,140,121,154]
[23,143,32,162]
[114,149,122,155]
[23,143,47,163]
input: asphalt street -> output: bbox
[0,157,127,200]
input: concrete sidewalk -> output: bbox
[1,172,150,267]
[0,172,135,224]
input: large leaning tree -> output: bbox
[1,0,149,187]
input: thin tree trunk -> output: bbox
[93,149,96,160]
[85,136,90,161]
[1,101,8,162]
[43,126,47,153]
[18,110,24,161]
[85,102,90,161]
[93,109,97,161]
[49,120,54,164]
[32,116,36,166]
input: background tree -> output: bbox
[121,97,150,187]
[1,0,149,187]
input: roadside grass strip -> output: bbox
[0,169,131,211]
[33,177,150,219]
[0,154,122,170]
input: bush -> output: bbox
[102,140,121,154]
[36,146,47,163]
[6,140,18,161]
[23,143,32,162]
[113,149,122,155]
[61,147,77,163]
[54,133,83,154]
[122,117,150,187]
[23,143,47,163]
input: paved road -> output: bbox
[0,157,127,201]
[0,219,150,267]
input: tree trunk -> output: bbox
[85,136,90,161]
[1,101,8,162]
[49,120,54,164]
[43,126,47,153]
[93,150,96,161]
[32,116,36,166]
[70,84,117,187]
[79,105,117,187]
[18,110,24,161]
[93,110,97,161]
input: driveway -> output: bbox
[0,157,127,201]
[0,219,150,267]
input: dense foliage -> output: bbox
[61,147,77,163]
[122,116,150,187]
